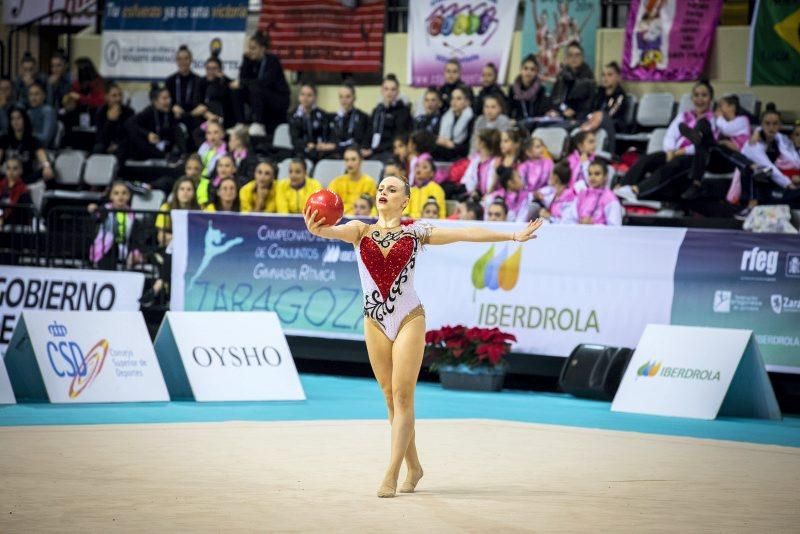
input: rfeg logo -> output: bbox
[740,247,779,276]
[471,245,522,291]
[45,322,109,398]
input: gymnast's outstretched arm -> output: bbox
[303,207,366,244]
[428,218,544,246]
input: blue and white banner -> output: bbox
[170,212,800,373]
[100,0,247,80]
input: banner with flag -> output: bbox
[622,0,722,81]
[258,0,385,73]
[747,0,800,86]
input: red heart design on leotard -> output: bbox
[360,236,415,301]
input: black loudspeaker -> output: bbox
[559,344,634,401]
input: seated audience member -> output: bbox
[413,87,443,134]
[471,95,512,153]
[122,84,178,161]
[240,160,278,213]
[194,55,235,130]
[353,193,375,217]
[206,154,239,203]
[407,129,437,186]
[433,85,475,161]
[197,119,228,181]
[165,45,201,137]
[563,160,622,226]
[382,160,405,182]
[87,181,144,270]
[549,42,596,121]
[46,50,71,111]
[94,82,134,155]
[0,156,33,226]
[231,31,290,136]
[275,158,322,214]
[406,154,446,218]
[228,127,258,184]
[580,61,628,153]
[365,74,412,161]
[534,162,576,223]
[326,84,370,157]
[0,106,54,184]
[14,53,46,108]
[0,78,14,135]
[25,81,57,147]
[438,58,473,111]
[392,133,410,173]
[486,197,509,222]
[420,196,441,219]
[474,62,505,116]
[328,147,377,215]
[289,84,330,161]
[486,166,533,222]
[177,154,207,206]
[518,136,554,191]
[452,200,484,220]
[61,57,105,137]
[204,175,241,213]
[565,131,597,192]
[508,55,549,132]
[462,129,501,199]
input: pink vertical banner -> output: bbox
[622,0,723,81]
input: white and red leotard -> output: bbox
[355,221,432,341]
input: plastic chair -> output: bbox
[54,151,86,186]
[131,189,166,211]
[311,159,345,188]
[360,160,384,182]
[532,127,569,159]
[637,93,675,128]
[646,128,668,154]
[83,154,118,187]
[272,123,292,150]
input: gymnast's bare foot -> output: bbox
[377,475,397,498]
[399,466,423,493]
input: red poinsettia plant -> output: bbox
[423,325,516,371]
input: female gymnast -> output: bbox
[303,176,544,498]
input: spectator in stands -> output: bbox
[485,197,509,222]
[289,83,330,162]
[462,129,501,199]
[566,131,597,191]
[326,84,370,157]
[14,53,46,108]
[365,74,411,161]
[508,55,549,132]
[0,78,14,135]
[46,49,71,111]
[181,154,207,206]
[62,57,105,135]
[474,63,505,116]
[0,156,33,227]
[438,59,473,111]
[619,80,716,200]
[204,175,240,213]
[26,82,57,148]
[564,160,622,225]
[94,82,134,155]
[123,84,178,161]
[496,128,524,186]
[328,147,377,215]
[420,196,440,219]
[165,46,201,136]
[413,87,443,134]
[382,160,405,182]
[534,162,576,223]
[231,31,290,136]
[198,120,227,181]
[793,122,800,153]
[518,136,554,191]
[731,105,800,211]
[88,181,143,270]
[156,176,200,247]
[406,154,446,219]
[434,85,475,161]
[0,106,54,185]
[228,127,257,185]
[240,160,277,213]
[206,154,239,202]
[472,94,512,153]
[194,55,234,130]
[452,199,483,220]
[275,158,322,214]
[407,129,437,186]
[580,61,627,153]
[549,42,596,122]
[392,133,410,174]
[353,193,375,217]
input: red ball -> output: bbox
[305,189,344,226]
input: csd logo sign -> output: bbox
[45,322,109,398]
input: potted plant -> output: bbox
[423,325,516,392]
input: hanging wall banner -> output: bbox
[259,0,385,73]
[3,0,96,26]
[408,0,518,87]
[622,0,723,81]
[101,0,247,80]
[521,0,601,83]
[747,0,800,86]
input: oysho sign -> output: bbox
[154,311,305,401]
[5,311,169,403]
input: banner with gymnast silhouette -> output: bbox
[621,0,723,81]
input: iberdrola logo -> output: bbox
[471,245,522,291]
[637,361,662,378]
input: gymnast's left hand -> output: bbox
[303,207,327,236]
[512,218,544,243]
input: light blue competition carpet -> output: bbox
[1,374,799,448]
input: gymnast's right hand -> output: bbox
[303,207,327,236]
